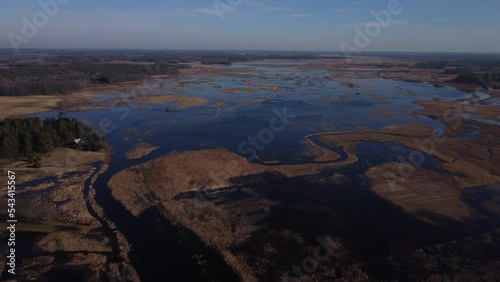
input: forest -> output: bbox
[0,117,107,162]
[453,73,500,88]
[0,49,330,96]
[0,63,180,96]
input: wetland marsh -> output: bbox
[14,59,500,281]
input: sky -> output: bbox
[0,0,499,52]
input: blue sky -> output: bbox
[1,0,499,52]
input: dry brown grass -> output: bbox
[323,130,459,159]
[108,141,358,281]
[229,95,272,111]
[380,124,436,137]
[213,100,229,107]
[442,160,500,188]
[0,148,138,281]
[125,141,158,160]
[259,86,281,92]
[366,162,470,222]
[219,88,258,94]
[0,148,106,224]
[293,57,481,93]
[414,100,500,122]
[304,138,341,162]
[0,95,62,119]
[133,94,210,109]
[109,141,357,215]
[43,147,106,167]
[319,123,500,188]
[18,252,139,282]
[0,81,142,119]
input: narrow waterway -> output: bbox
[91,157,240,281]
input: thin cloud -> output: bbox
[196,7,241,17]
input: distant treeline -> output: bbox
[0,117,106,159]
[199,53,329,65]
[452,73,500,88]
[416,56,500,72]
[413,57,500,88]
[7,49,500,95]
[0,63,180,96]
[0,50,332,96]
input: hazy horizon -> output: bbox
[1,0,499,53]
[3,48,500,55]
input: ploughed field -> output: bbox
[21,61,500,281]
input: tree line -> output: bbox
[453,73,500,88]
[0,117,107,160]
[0,63,180,96]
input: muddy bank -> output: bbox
[125,141,159,160]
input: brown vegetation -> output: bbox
[304,138,341,162]
[0,148,139,281]
[213,100,229,107]
[414,99,500,124]
[6,52,499,280]
[125,141,159,160]
[219,88,258,94]
[320,123,500,189]
[366,162,470,222]
[133,94,210,109]
[108,139,358,281]
[0,95,63,119]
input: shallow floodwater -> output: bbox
[29,62,500,281]
[32,62,470,164]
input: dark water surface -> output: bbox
[29,62,499,281]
